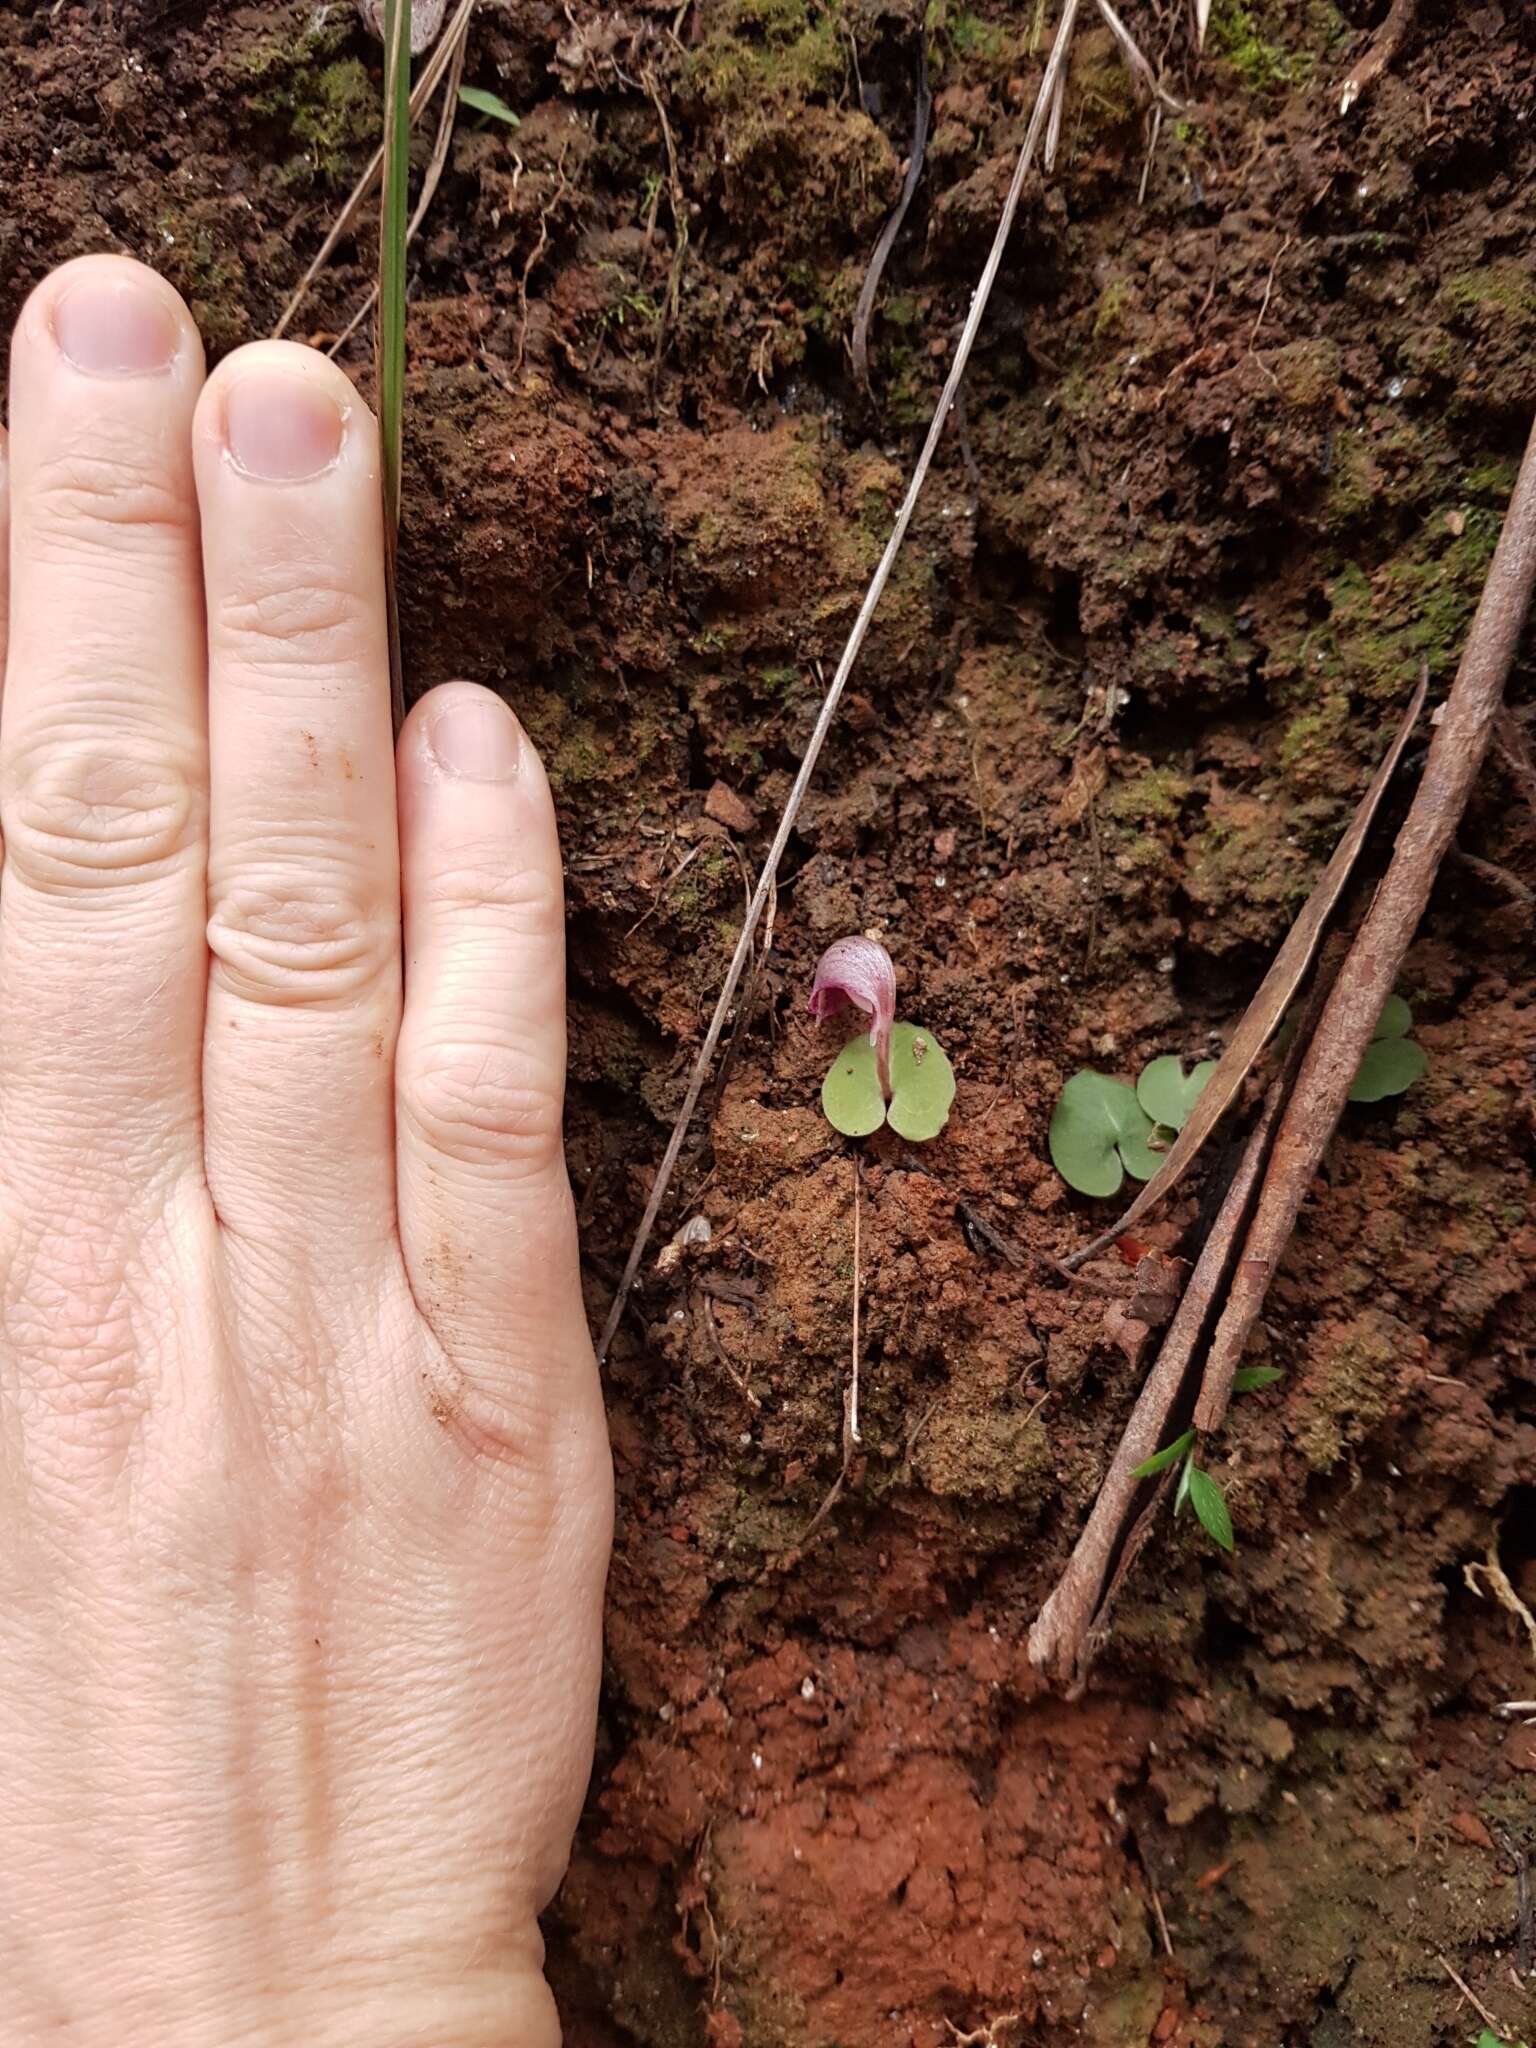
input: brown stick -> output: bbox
[1197,416,1536,1428]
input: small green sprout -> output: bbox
[1136,1055,1218,1133]
[811,937,955,1142]
[1348,992,1427,1102]
[1129,1367,1283,1552]
[1048,1073,1162,1197]
[458,84,522,127]
[1051,1055,1218,1198]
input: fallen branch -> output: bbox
[1065,674,1427,1269]
[1195,416,1536,1420]
[595,0,1085,1364]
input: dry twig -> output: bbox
[1437,1953,1507,2036]
[1340,0,1419,115]
[596,0,1085,1364]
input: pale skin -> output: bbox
[0,255,612,2045]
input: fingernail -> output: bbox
[427,694,524,782]
[54,277,180,377]
[224,373,346,483]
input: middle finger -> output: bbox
[192,341,401,1255]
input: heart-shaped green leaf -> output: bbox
[886,1022,956,1142]
[821,1035,887,1137]
[1048,1072,1160,1197]
[1347,993,1425,1102]
[820,1023,955,1142]
[1136,1055,1218,1133]
[1348,1035,1427,1103]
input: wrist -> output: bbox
[262,1974,561,2048]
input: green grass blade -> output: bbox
[378,0,413,733]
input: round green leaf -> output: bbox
[1136,1055,1218,1133]
[821,1034,886,1137]
[1348,1034,1427,1103]
[1048,1072,1157,1197]
[1373,993,1413,1041]
[886,1022,956,1143]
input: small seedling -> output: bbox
[811,937,955,1142]
[1136,1055,1218,1133]
[1049,1073,1161,1196]
[458,84,521,127]
[1348,992,1427,1102]
[1129,1367,1283,1552]
[1051,1054,1219,1198]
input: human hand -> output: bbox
[0,256,611,2047]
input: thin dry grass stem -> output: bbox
[273,0,477,341]
[1044,65,1066,172]
[328,26,470,359]
[596,0,1085,1365]
[849,1154,863,1446]
[514,144,571,374]
[1437,1953,1507,2036]
[1138,102,1162,205]
[1095,0,1182,109]
[790,1155,865,1552]
[642,70,688,385]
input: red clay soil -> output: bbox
[4,0,1534,2041]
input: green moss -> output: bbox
[1209,0,1343,92]
[1294,1312,1402,1472]
[1327,509,1501,698]
[1280,694,1350,779]
[1092,277,1133,343]
[1106,766,1191,824]
[689,0,847,114]
[242,20,377,187]
[1272,337,1342,409]
[1437,263,1536,326]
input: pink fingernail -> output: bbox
[427,694,524,782]
[54,278,180,377]
[224,374,345,483]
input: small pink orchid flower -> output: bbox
[808,936,896,1098]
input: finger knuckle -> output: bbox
[29,439,196,559]
[429,848,565,944]
[208,872,393,1007]
[2,738,202,890]
[403,1040,564,1173]
[215,572,376,680]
